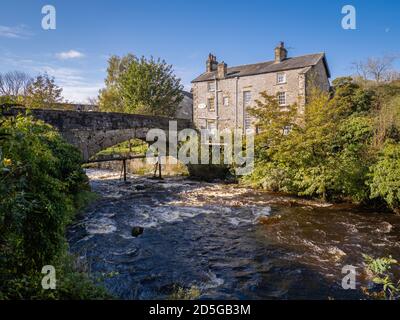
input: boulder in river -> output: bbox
[258,215,282,225]
[132,226,144,237]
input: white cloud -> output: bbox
[62,84,102,103]
[0,50,101,103]
[56,50,85,60]
[33,66,101,103]
[0,25,32,39]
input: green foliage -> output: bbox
[0,114,108,299]
[363,255,400,300]
[1,255,111,300]
[369,143,400,213]
[99,54,183,117]
[244,77,400,207]
[24,74,63,109]
[96,139,148,157]
[98,54,136,112]
[168,285,201,300]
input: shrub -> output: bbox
[369,142,400,213]
[0,114,108,299]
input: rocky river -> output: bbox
[67,169,400,299]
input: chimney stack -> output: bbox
[206,53,218,72]
[274,42,288,63]
[217,61,227,79]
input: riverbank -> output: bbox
[68,168,400,299]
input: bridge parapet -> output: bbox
[1,106,193,161]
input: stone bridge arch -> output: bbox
[2,107,192,161]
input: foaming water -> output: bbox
[67,169,400,299]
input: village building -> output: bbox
[191,42,331,131]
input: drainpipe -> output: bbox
[235,77,239,129]
[214,76,218,130]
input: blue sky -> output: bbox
[0,0,399,103]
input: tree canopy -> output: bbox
[99,54,183,117]
[245,77,400,211]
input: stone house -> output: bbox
[191,42,331,131]
[175,90,193,121]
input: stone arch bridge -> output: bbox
[1,107,192,161]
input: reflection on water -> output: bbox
[67,169,400,299]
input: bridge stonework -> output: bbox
[2,107,192,161]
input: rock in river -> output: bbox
[258,215,282,225]
[132,226,144,237]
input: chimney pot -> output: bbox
[206,53,218,72]
[217,61,227,79]
[274,42,288,63]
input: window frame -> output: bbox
[243,91,252,106]
[223,96,229,106]
[208,97,215,112]
[207,82,216,92]
[277,92,287,107]
[277,72,287,84]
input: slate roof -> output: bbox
[182,90,193,99]
[191,53,330,83]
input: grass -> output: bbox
[96,139,148,157]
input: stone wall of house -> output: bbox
[192,66,325,131]
[175,92,193,120]
[305,58,331,95]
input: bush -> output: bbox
[244,78,386,204]
[369,142,400,213]
[0,114,108,299]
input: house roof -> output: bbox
[191,53,331,83]
[182,90,193,99]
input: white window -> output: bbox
[243,91,252,105]
[223,96,229,106]
[277,92,286,106]
[277,73,286,84]
[207,82,215,92]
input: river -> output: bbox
[67,169,400,299]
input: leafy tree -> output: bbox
[369,142,400,213]
[0,114,109,299]
[372,85,400,148]
[331,77,374,115]
[119,56,183,116]
[99,54,183,117]
[98,54,136,112]
[245,79,375,202]
[24,74,63,109]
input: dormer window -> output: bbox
[277,73,286,84]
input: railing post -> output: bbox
[123,159,127,182]
[158,155,162,179]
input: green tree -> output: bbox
[98,54,136,112]
[99,54,183,117]
[0,114,109,299]
[24,74,63,109]
[119,56,183,116]
[369,142,400,213]
[246,79,375,202]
